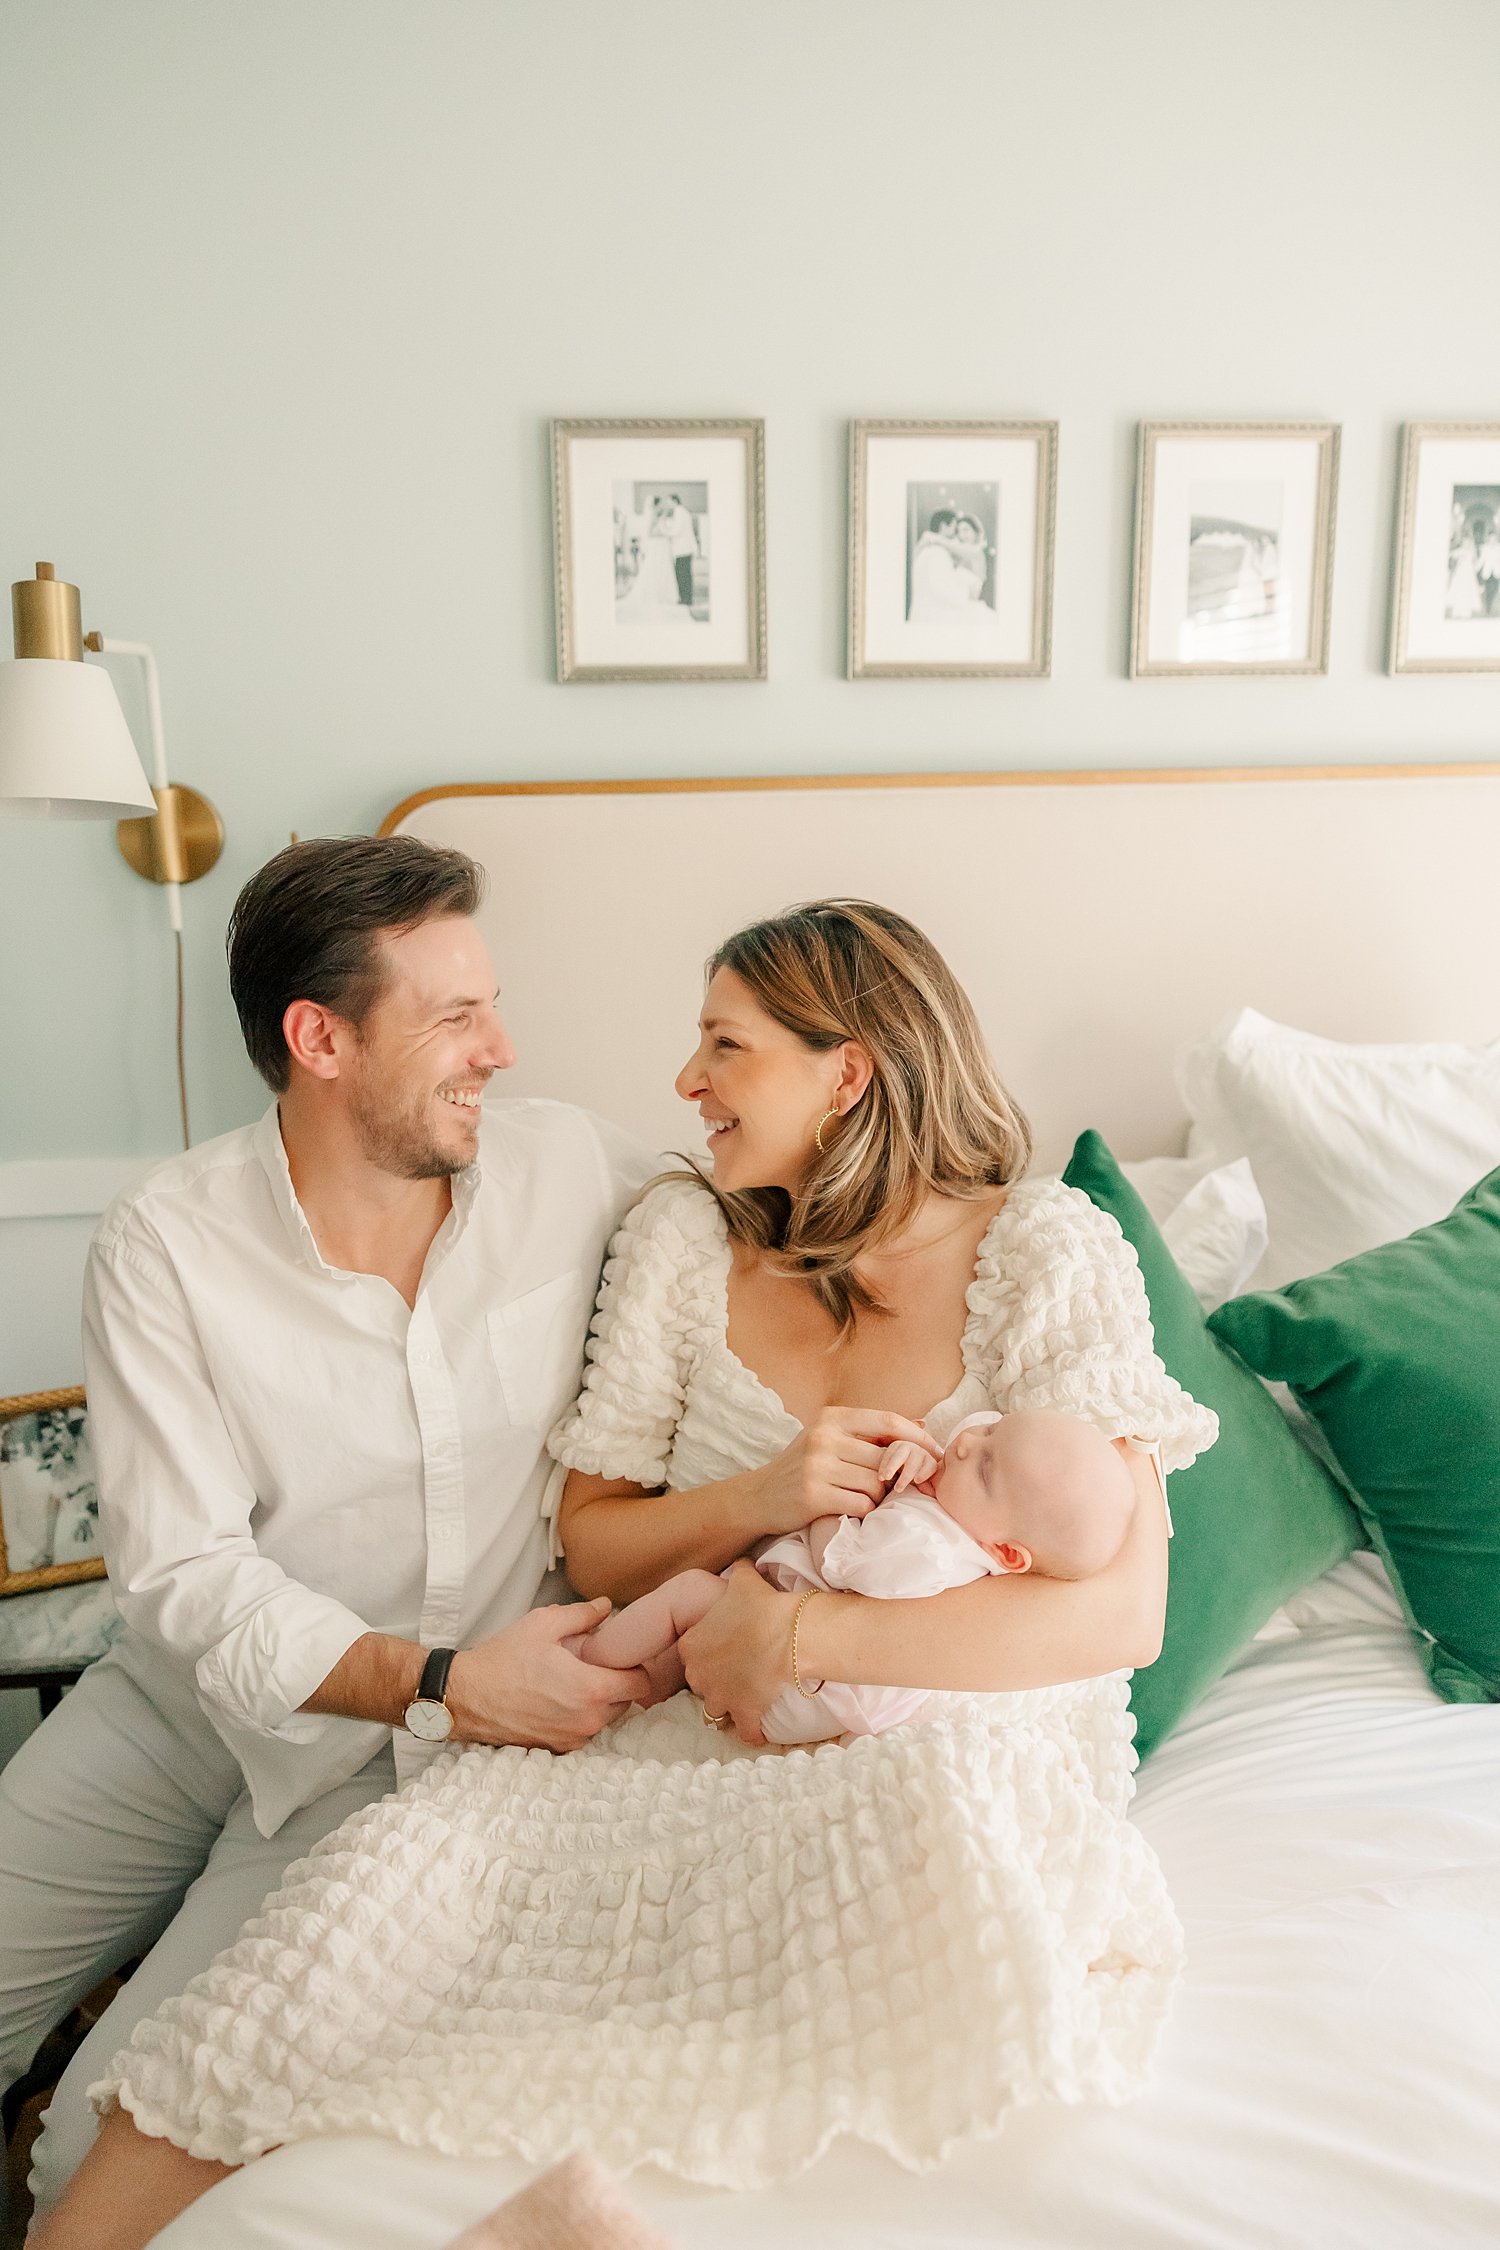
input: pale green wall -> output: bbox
[3,0,1498,1164]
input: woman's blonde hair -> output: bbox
[688,899,1031,1332]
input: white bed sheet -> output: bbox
[160,1559,1500,2250]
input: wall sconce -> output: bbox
[0,563,226,1146]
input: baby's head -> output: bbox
[931,1409,1135,1580]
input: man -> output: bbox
[0,835,659,2215]
[664,492,700,610]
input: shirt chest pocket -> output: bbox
[486,1271,588,1430]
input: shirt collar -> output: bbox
[252,1103,336,1277]
[251,1101,485,1282]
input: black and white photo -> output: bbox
[1445,485,1500,622]
[1390,425,1500,674]
[1184,480,1285,662]
[850,422,1055,677]
[0,1389,105,1594]
[1132,423,1338,677]
[906,482,998,626]
[553,420,763,681]
[614,482,709,626]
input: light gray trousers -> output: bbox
[0,1630,395,2218]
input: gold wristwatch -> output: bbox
[403,1646,458,1742]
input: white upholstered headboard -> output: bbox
[381,765,1500,1170]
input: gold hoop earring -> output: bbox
[814,1106,840,1154]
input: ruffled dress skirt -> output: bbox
[94,1680,1182,2190]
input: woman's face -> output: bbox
[675,966,852,1193]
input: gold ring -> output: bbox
[701,1705,730,1728]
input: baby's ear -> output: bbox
[995,1542,1032,1575]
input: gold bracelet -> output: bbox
[790,1588,824,1699]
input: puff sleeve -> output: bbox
[546,1176,720,1489]
[968,1179,1218,1475]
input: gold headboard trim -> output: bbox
[379,761,1500,838]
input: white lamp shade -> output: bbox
[0,657,157,819]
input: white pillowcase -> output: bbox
[1119,1151,1269,1313]
[1178,1007,1500,1288]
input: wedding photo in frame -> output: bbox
[848,420,1057,679]
[1389,422,1500,675]
[1130,422,1340,678]
[551,417,766,682]
[0,1387,105,1597]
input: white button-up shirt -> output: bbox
[81,1099,659,1835]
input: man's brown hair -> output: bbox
[227,835,485,1093]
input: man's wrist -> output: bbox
[442,1647,493,1745]
[380,1637,428,1728]
[302,1631,427,1726]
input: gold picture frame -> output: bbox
[551,417,767,683]
[1388,422,1500,674]
[0,1386,106,1596]
[847,418,1057,678]
[1130,421,1340,678]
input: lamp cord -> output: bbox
[174,925,191,1151]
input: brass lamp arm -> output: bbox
[82,630,225,1154]
[86,634,181,930]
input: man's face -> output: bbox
[341,916,515,1178]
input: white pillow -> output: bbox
[1119,1151,1269,1312]
[1178,1007,1500,1288]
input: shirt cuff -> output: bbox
[195,1589,372,1740]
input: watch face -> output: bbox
[404,1697,454,1743]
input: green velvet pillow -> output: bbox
[1062,1130,1364,1756]
[1210,1165,1500,1703]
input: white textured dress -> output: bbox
[95,1174,1217,2189]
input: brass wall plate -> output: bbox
[117,783,225,885]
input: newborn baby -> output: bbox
[568,1408,1139,1745]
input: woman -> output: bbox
[42,903,1213,2248]
[615,496,687,623]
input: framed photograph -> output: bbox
[848,420,1056,677]
[0,1387,104,1596]
[1130,422,1340,677]
[1389,423,1500,674]
[551,418,765,682]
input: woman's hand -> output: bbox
[756,1407,934,1534]
[678,1559,796,1745]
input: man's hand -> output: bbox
[446,1600,652,1752]
[678,1559,796,1746]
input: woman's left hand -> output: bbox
[678,1560,795,1746]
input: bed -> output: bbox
[159,1556,1500,2248]
[159,765,1500,2247]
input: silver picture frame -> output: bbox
[1389,422,1500,675]
[847,419,1057,678]
[1130,421,1340,678]
[551,418,766,683]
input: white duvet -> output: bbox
[157,1556,1500,2250]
